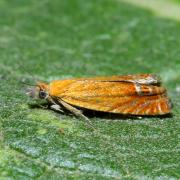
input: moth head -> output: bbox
[26,82,49,99]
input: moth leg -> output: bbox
[50,104,64,113]
[59,99,95,130]
[46,96,64,113]
[37,104,49,109]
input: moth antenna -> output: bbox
[17,63,39,83]
[21,81,36,87]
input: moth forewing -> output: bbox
[77,74,160,85]
[128,74,160,85]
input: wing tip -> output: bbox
[117,96,172,116]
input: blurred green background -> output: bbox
[0,0,180,179]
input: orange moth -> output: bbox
[27,74,171,120]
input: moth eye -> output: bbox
[39,91,47,99]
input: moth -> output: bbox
[27,74,172,120]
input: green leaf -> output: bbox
[0,0,179,179]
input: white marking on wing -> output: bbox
[134,83,142,96]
